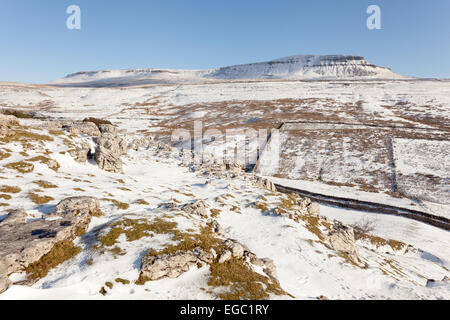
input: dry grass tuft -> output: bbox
[5,161,34,173]
[33,180,58,189]
[29,192,54,205]
[208,258,290,300]
[0,194,12,200]
[0,185,21,193]
[135,199,150,205]
[25,240,81,280]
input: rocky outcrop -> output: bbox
[1,209,26,224]
[0,196,99,294]
[293,197,320,216]
[0,114,17,138]
[255,177,277,192]
[324,222,358,258]
[63,122,101,137]
[69,143,91,163]
[139,236,279,283]
[54,196,100,216]
[0,113,18,125]
[95,146,123,173]
[94,132,127,173]
[140,251,198,281]
[0,125,14,139]
[182,200,209,218]
[94,133,127,156]
[98,124,118,135]
[0,276,10,294]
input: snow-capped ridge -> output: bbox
[206,55,401,80]
[52,54,405,86]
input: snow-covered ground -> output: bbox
[0,76,449,300]
[0,119,448,300]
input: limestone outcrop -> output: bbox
[0,196,99,294]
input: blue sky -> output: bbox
[1,0,449,83]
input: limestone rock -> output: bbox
[129,137,149,151]
[0,125,14,139]
[1,209,27,225]
[64,122,101,137]
[94,145,123,173]
[324,222,358,258]
[0,196,98,293]
[261,258,277,278]
[218,250,232,264]
[193,247,215,264]
[47,159,60,171]
[98,124,118,135]
[183,200,208,218]
[255,177,277,192]
[44,120,63,131]
[0,276,11,294]
[0,113,16,138]
[54,196,100,217]
[209,220,222,234]
[0,113,18,125]
[157,201,178,209]
[307,202,320,216]
[94,133,127,156]
[69,143,91,163]
[225,240,248,258]
[140,251,197,281]
[94,133,128,173]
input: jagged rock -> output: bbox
[94,133,127,156]
[0,276,10,294]
[69,143,91,163]
[54,196,100,217]
[1,209,26,225]
[255,177,277,192]
[157,201,178,209]
[0,113,18,125]
[0,113,16,138]
[94,133,127,173]
[324,222,358,258]
[193,247,215,264]
[98,124,118,135]
[129,137,149,151]
[261,258,277,278]
[209,220,222,234]
[218,250,232,264]
[0,197,98,293]
[47,159,60,171]
[297,197,311,210]
[94,145,123,173]
[64,122,101,137]
[140,251,198,281]
[307,202,320,216]
[44,120,63,131]
[183,200,208,218]
[0,125,14,139]
[225,240,248,258]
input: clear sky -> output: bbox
[1,0,449,83]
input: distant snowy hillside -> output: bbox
[207,55,404,80]
[52,55,406,87]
